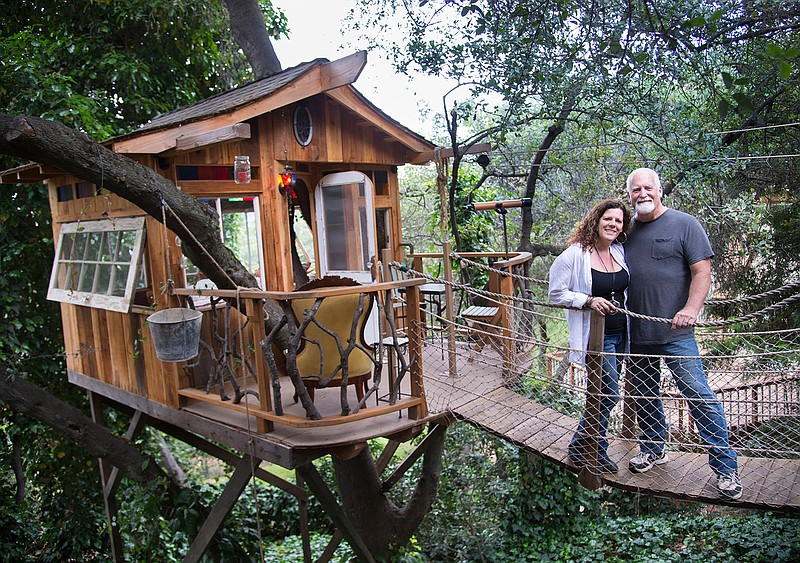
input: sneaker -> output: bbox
[716,471,743,500]
[597,456,619,474]
[568,452,618,474]
[628,451,669,473]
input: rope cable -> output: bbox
[392,262,800,328]
[450,252,800,307]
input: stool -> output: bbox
[379,335,409,405]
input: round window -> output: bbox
[293,106,313,147]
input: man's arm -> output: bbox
[672,258,711,330]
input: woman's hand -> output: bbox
[586,296,616,316]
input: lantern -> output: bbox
[280,165,296,197]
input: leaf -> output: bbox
[721,71,734,89]
[683,16,706,29]
[733,92,755,112]
[718,98,730,120]
[779,61,793,80]
[709,8,725,22]
[765,43,783,58]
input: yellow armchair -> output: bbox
[290,278,374,405]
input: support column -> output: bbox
[88,392,127,562]
[184,456,261,563]
[296,462,376,563]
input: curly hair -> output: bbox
[567,199,632,250]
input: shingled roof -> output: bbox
[128,59,322,136]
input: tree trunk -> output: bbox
[0,367,165,485]
[333,430,447,558]
[220,0,282,78]
[518,94,577,253]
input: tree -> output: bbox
[0,1,444,558]
[357,0,800,265]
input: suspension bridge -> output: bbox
[407,255,800,512]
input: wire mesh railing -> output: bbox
[400,255,800,505]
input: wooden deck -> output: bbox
[424,346,800,513]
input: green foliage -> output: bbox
[403,423,800,562]
[0,0,288,140]
[0,184,109,559]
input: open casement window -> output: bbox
[315,171,376,284]
[47,217,147,313]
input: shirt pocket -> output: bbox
[651,237,677,260]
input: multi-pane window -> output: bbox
[47,217,147,312]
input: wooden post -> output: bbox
[246,298,273,433]
[498,267,515,381]
[296,462,376,563]
[295,471,312,563]
[405,283,427,419]
[441,241,458,377]
[184,457,260,563]
[578,311,605,490]
[88,392,124,562]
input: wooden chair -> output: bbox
[460,304,501,359]
[290,277,374,405]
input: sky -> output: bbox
[270,0,454,137]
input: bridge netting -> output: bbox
[396,256,800,505]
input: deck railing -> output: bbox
[171,278,429,431]
[406,250,534,378]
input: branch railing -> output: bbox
[171,278,429,430]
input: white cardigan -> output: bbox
[548,243,630,365]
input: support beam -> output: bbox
[88,392,124,562]
[375,440,401,474]
[184,456,260,563]
[381,423,447,492]
[103,410,147,499]
[175,123,251,152]
[296,462,376,563]
[142,413,305,499]
[294,471,313,563]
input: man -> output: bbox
[624,167,742,500]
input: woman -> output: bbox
[548,199,632,473]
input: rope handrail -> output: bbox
[391,262,800,328]
[451,252,549,285]
[449,251,800,307]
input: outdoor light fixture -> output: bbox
[280,164,296,198]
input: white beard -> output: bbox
[635,200,656,216]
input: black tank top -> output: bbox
[591,268,629,334]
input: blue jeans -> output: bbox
[569,330,625,459]
[629,338,738,475]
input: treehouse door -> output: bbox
[315,171,376,283]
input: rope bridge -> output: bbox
[398,258,800,511]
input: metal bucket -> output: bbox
[146,308,203,362]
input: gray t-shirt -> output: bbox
[626,208,714,345]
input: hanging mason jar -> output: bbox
[233,155,251,184]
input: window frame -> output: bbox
[47,217,147,313]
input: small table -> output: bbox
[419,283,446,329]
